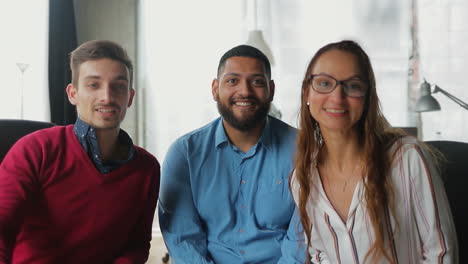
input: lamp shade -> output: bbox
[415,79,441,112]
[415,95,441,112]
[246,30,275,65]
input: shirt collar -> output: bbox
[73,117,135,164]
[258,115,272,151]
[215,117,229,148]
[73,118,134,145]
[74,117,95,139]
[214,115,273,151]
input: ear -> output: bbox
[127,88,136,107]
[66,84,78,106]
[268,80,275,102]
[211,79,219,101]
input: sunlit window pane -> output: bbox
[0,0,49,121]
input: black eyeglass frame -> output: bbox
[308,73,368,98]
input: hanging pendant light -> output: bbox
[246,0,275,65]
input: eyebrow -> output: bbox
[222,72,266,79]
[315,73,363,80]
[83,75,129,81]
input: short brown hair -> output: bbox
[69,40,133,87]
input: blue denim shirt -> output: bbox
[73,118,135,174]
[159,116,306,263]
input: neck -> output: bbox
[222,118,266,153]
[95,128,124,162]
[320,128,362,172]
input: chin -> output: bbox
[92,120,121,130]
[234,112,256,120]
[324,124,358,133]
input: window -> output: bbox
[418,0,468,142]
[0,0,49,121]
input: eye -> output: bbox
[251,78,266,87]
[226,78,238,85]
[346,80,365,91]
[112,83,128,93]
[318,80,331,87]
[313,76,334,89]
[87,82,99,89]
[114,80,128,88]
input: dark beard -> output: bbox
[217,99,270,132]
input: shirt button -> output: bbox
[241,180,246,184]
[240,250,245,254]
[239,229,243,233]
[277,180,282,184]
[241,204,246,209]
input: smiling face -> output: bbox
[307,49,366,135]
[66,58,135,132]
[212,56,274,132]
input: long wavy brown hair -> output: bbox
[293,40,408,263]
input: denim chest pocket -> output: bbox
[254,176,293,229]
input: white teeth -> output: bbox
[98,109,115,113]
[326,109,345,113]
[235,102,253,106]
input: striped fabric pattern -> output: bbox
[292,137,458,264]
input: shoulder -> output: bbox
[14,125,72,149]
[268,115,297,133]
[267,115,297,143]
[168,118,221,153]
[389,136,427,160]
[388,136,438,175]
[2,125,74,168]
[23,124,70,138]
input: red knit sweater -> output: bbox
[0,125,160,264]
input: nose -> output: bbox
[100,84,114,104]
[329,83,346,101]
[237,79,253,97]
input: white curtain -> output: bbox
[0,0,49,121]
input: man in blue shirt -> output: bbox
[158,45,305,263]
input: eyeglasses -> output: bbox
[309,74,368,98]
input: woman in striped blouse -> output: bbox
[291,40,457,263]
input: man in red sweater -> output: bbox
[0,40,160,264]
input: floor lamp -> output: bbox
[245,0,275,65]
[16,62,30,119]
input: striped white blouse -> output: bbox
[291,137,458,264]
